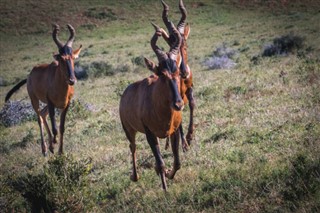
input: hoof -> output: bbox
[53,138,58,144]
[186,133,193,146]
[130,174,139,182]
[181,138,189,152]
[49,146,54,154]
[42,151,48,157]
[182,144,189,152]
[165,169,175,179]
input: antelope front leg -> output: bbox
[145,126,167,191]
[48,100,58,146]
[30,98,47,156]
[186,87,195,145]
[40,106,54,153]
[58,104,70,155]
[37,115,47,156]
[166,130,181,179]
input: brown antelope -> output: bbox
[147,0,195,151]
[119,21,183,191]
[5,24,82,156]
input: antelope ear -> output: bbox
[73,44,83,59]
[184,23,190,40]
[144,57,157,73]
[53,53,59,60]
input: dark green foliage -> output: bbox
[114,64,130,73]
[84,7,117,21]
[229,86,247,95]
[68,99,91,120]
[203,129,234,143]
[244,131,265,144]
[131,56,145,67]
[258,154,320,212]
[76,61,132,80]
[88,61,114,77]
[115,80,133,97]
[6,155,93,212]
[282,155,320,207]
[262,34,304,57]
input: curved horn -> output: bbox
[168,22,182,60]
[151,23,168,62]
[177,0,187,34]
[66,24,75,47]
[52,24,63,49]
[161,0,172,34]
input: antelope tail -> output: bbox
[5,79,27,102]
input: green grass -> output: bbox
[1,0,320,212]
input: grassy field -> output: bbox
[1,0,320,212]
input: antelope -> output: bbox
[147,0,195,151]
[119,21,183,191]
[5,24,82,156]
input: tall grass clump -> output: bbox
[262,34,304,57]
[4,155,93,212]
[75,61,131,80]
[84,7,117,21]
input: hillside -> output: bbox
[0,0,319,212]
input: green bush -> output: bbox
[131,56,145,67]
[84,7,117,21]
[6,155,93,212]
[68,99,91,120]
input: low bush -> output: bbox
[262,34,304,57]
[0,101,36,127]
[84,7,117,21]
[203,43,238,70]
[75,61,132,80]
[5,155,93,212]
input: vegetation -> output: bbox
[0,0,319,212]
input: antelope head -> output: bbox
[145,22,184,111]
[52,24,82,85]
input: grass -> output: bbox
[1,0,320,212]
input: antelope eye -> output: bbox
[161,59,177,74]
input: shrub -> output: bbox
[203,43,238,70]
[0,101,36,127]
[131,56,145,67]
[84,7,117,21]
[262,34,304,57]
[115,80,133,97]
[68,99,92,120]
[74,62,88,80]
[0,77,9,86]
[6,155,93,212]
[75,61,133,80]
[114,64,131,73]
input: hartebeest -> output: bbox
[119,21,183,191]
[147,0,195,151]
[5,24,82,156]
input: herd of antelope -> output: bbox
[5,0,194,191]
